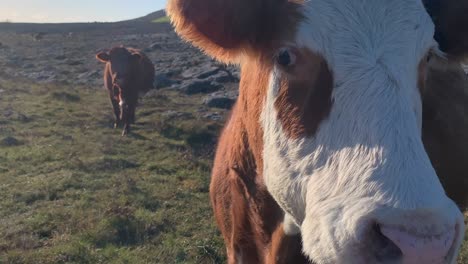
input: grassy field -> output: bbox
[0,77,226,263]
[0,77,466,263]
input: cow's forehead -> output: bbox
[294,0,436,72]
[263,0,436,147]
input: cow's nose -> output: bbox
[371,222,457,264]
[379,225,455,264]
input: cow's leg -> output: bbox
[110,97,121,128]
[120,103,130,136]
[128,103,136,124]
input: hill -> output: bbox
[128,10,167,23]
[0,10,170,35]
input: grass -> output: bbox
[152,17,170,24]
[0,77,466,263]
[0,78,225,263]
[462,215,468,264]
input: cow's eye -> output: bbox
[276,48,296,67]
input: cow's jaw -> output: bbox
[260,0,464,263]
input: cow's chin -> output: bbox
[301,200,372,264]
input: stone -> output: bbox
[204,97,235,109]
[181,62,219,79]
[154,73,180,89]
[197,68,220,79]
[203,112,223,121]
[1,136,20,147]
[207,71,239,83]
[181,80,223,95]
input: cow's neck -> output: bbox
[235,56,273,181]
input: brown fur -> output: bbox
[167,0,302,63]
[274,49,333,139]
[418,53,430,93]
[210,55,310,263]
[96,47,155,136]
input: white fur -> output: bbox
[260,0,465,263]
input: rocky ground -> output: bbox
[0,20,240,122]
[0,18,465,117]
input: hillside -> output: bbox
[0,10,170,35]
[128,10,167,23]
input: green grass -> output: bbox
[0,77,466,263]
[152,16,170,24]
[0,78,225,263]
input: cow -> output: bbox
[167,0,468,263]
[96,47,155,136]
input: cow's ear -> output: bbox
[167,0,295,63]
[96,52,110,63]
[424,0,468,60]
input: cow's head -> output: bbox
[168,0,467,263]
[96,47,141,92]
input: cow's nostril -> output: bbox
[378,224,456,264]
[372,223,402,261]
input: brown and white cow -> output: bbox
[168,0,468,263]
[96,47,155,136]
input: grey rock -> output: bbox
[54,55,67,60]
[147,43,162,51]
[154,73,180,89]
[209,90,239,100]
[197,68,220,79]
[226,65,241,79]
[181,62,218,79]
[66,60,83,66]
[78,70,100,80]
[181,80,223,95]
[204,97,235,109]
[207,71,239,83]
[161,69,182,78]
[203,112,223,121]
[1,136,20,147]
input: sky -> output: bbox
[0,0,167,23]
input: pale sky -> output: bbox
[0,0,167,23]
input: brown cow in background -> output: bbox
[96,47,155,136]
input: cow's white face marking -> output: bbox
[260,0,464,263]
